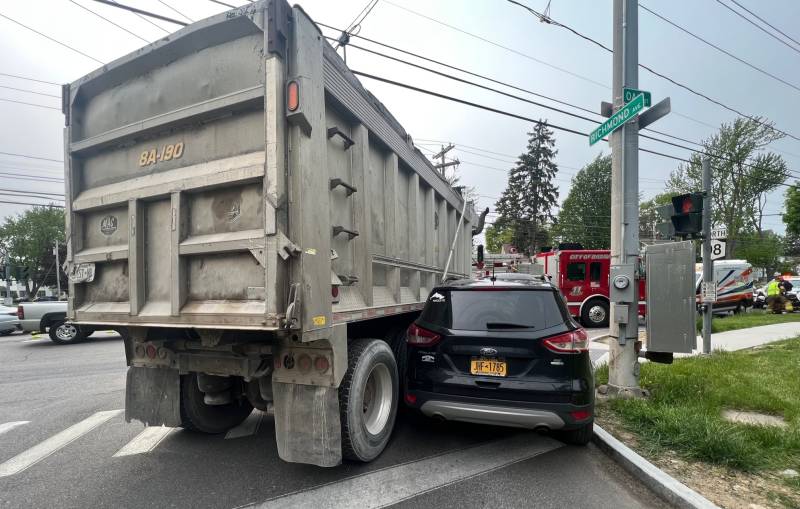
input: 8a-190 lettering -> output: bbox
[138,142,184,167]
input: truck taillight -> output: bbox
[406,323,441,347]
[16,305,23,320]
[543,329,589,353]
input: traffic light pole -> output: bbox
[701,158,712,354]
[607,0,644,397]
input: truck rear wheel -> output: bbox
[581,299,609,328]
[180,373,253,434]
[339,338,398,462]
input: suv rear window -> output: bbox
[420,289,565,331]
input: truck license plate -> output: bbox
[68,263,96,283]
[470,358,507,377]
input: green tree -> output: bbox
[494,121,559,255]
[734,231,784,275]
[484,224,514,253]
[552,155,611,249]
[784,184,800,256]
[666,117,789,256]
[0,207,66,298]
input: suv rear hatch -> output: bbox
[410,287,582,403]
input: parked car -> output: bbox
[403,277,594,445]
[17,301,95,344]
[0,305,20,335]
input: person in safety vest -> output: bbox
[766,273,787,314]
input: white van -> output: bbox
[695,260,754,313]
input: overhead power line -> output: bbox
[716,0,800,55]
[0,84,60,98]
[0,72,59,86]
[0,198,64,208]
[504,0,800,143]
[155,0,193,23]
[318,23,705,150]
[0,98,60,111]
[207,0,236,8]
[0,151,62,163]
[352,70,797,189]
[639,3,800,95]
[0,171,63,183]
[68,0,150,44]
[92,0,188,26]
[380,0,608,89]
[0,12,104,64]
[335,38,707,153]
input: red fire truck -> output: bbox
[534,249,647,328]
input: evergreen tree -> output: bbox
[493,121,559,255]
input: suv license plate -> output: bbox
[470,358,507,377]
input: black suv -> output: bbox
[403,276,594,445]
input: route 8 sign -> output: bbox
[710,239,726,260]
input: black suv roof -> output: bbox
[435,277,555,291]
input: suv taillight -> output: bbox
[16,305,23,320]
[406,323,441,347]
[543,328,589,353]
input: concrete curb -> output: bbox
[593,425,720,509]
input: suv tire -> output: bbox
[340,338,398,462]
[48,320,86,344]
[581,299,609,328]
[559,420,593,446]
[179,373,253,434]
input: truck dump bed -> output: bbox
[64,2,473,334]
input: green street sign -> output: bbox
[623,87,651,107]
[589,93,645,146]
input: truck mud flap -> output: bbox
[273,380,341,467]
[125,366,182,427]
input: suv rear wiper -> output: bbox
[485,322,533,329]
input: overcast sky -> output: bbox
[0,0,797,237]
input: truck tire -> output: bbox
[48,320,86,344]
[179,373,253,434]
[581,299,609,328]
[339,338,399,462]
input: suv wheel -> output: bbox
[48,321,86,344]
[339,338,398,462]
[581,299,609,328]
[558,420,593,446]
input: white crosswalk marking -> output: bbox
[225,410,264,440]
[0,409,122,477]
[0,421,30,436]
[113,426,175,457]
[250,434,564,509]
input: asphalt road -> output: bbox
[0,331,669,509]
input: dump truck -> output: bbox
[62,1,478,467]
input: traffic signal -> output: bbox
[670,193,704,237]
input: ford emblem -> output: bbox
[479,347,498,356]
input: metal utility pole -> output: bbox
[54,240,62,300]
[701,158,713,354]
[432,144,459,177]
[607,0,644,397]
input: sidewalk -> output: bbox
[693,322,800,352]
[590,322,800,366]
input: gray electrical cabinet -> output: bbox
[644,241,696,353]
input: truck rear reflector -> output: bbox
[287,80,299,111]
